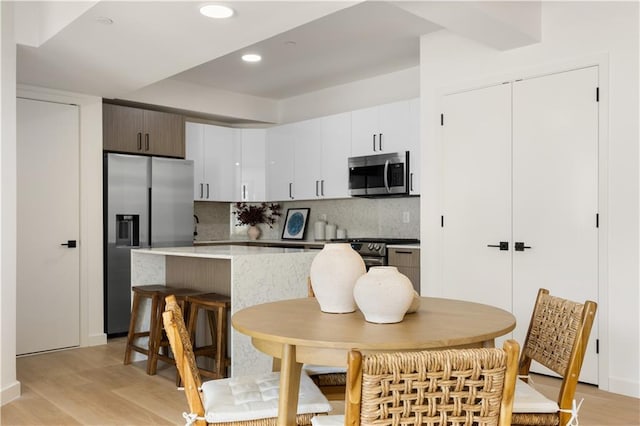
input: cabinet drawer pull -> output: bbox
[289,182,294,199]
[206,183,210,199]
[315,180,319,196]
[137,132,142,150]
[410,173,414,191]
[379,133,383,151]
[200,183,203,199]
[372,134,377,152]
[321,180,324,196]
[145,133,150,151]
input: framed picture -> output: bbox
[281,208,310,240]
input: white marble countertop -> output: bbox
[132,245,305,259]
[194,239,325,247]
[195,240,421,249]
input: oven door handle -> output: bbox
[383,160,390,193]
[360,256,386,269]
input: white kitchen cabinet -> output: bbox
[237,129,266,201]
[293,119,322,200]
[267,112,352,201]
[407,98,420,195]
[441,66,599,384]
[319,112,351,198]
[185,122,206,200]
[351,99,414,157]
[266,123,296,201]
[186,121,238,201]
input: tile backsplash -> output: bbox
[194,197,420,242]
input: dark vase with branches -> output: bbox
[233,202,281,240]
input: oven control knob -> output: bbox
[373,244,380,251]
[368,243,374,250]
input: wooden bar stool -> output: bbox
[185,292,231,380]
[124,285,202,375]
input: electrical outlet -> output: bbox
[320,213,327,221]
[402,211,410,223]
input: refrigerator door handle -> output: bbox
[148,187,152,247]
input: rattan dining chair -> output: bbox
[511,288,597,426]
[162,295,331,426]
[313,340,520,426]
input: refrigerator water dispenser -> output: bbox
[116,214,139,247]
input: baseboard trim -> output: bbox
[1,380,21,405]
[608,376,640,398]
[87,333,107,347]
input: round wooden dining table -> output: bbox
[232,296,516,426]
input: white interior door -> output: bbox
[442,83,513,314]
[17,98,80,355]
[512,67,599,384]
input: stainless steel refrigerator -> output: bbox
[104,153,194,336]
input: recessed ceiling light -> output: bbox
[199,4,234,19]
[95,16,114,25]
[242,54,262,63]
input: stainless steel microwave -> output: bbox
[348,151,409,197]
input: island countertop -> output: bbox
[132,244,304,259]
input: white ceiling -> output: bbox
[170,2,440,99]
[16,0,439,100]
[15,1,540,104]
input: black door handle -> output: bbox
[487,241,509,251]
[514,242,531,251]
[61,240,77,248]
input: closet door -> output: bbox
[441,83,512,313]
[512,66,599,384]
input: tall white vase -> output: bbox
[310,243,366,313]
[354,266,415,323]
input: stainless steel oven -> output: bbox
[345,238,419,270]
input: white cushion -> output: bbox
[303,364,347,375]
[312,414,345,426]
[512,379,560,413]
[201,371,331,423]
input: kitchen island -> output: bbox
[130,245,317,376]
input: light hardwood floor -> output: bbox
[2,338,639,425]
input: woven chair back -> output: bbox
[521,290,595,377]
[346,340,519,426]
[162,295,206,424]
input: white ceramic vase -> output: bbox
[353,266,415,323]
[310,243,366,313]
[247,225,261,240]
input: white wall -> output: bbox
[419,2,639,397]
[278,66,420,124]
[1,1,20,405]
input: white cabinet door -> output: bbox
[512,66,599,384]
[267,124,295,201]
[320,112,351,198]
[203,124,237,201]
[17,98,80,354]
[378,100,411,154]
[442,84,513,314]
[351,105,379,156]
[407,98,420,195]
[185,122,206,200]
[239,129,266,201]
[351,100,415,157]
[293,119,322,200]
